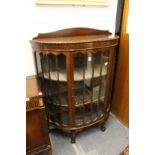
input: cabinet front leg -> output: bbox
[100,123,106,132]
[71,130,76,144]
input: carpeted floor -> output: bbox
[39,114,129,155]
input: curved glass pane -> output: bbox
[40,53,69,126]
[73,50,109,126]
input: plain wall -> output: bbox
[26,0,118,75]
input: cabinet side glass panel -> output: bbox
[36,52,42,77]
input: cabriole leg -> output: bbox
[100,123,106,132]
[71,130,76,144]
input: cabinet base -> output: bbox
[48,114,109,143]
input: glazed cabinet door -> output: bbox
[72,50,112,126]
[35,52,70,127]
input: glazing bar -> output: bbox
[55,55,63,124]
[40,53,46,96]
[82,54,87,124]
[46,53,54,123]
[34,51,39,77]
[47,54,51,80]
[97,51,104,116]
[90,53,95,120]
[66,52,75,126]
[47,54,51,97]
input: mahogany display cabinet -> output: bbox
[30,27,119,143]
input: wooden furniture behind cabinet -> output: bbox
[26,76,52,155]
[30,28,119,143]
[112,0,129,127]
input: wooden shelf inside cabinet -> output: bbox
[51,87,104,107]
[31,27,119,143]
[26,76,52,155]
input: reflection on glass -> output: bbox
[35,52,42,77]
[73,51,109,126]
